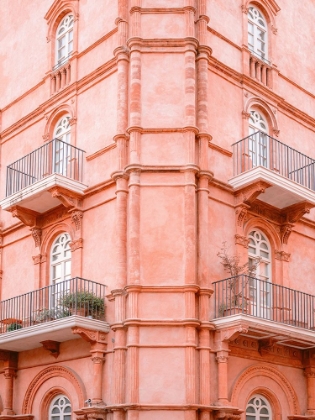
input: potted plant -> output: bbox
[59,291,105,319]
[7,322,22,332]
[217,242,261,316]
[35,307,70,323]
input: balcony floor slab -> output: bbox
[0,316,110,352]
[213,314,315,349]
[1,174,87,213]
[229,166,315,209]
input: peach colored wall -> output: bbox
[0,0,51,108]
[1,1,315,419]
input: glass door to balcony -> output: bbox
[249,110,269,168]
[50,233,72,312]
[248,230,271,319]
[53,116,71,177]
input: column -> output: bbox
[215,350,230,405]
[1,352,17,416]
[305,368,315,415]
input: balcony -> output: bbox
[0,138,87,215]
[0,277,109,352]
[230,131,315,210]
[213,275,315,349]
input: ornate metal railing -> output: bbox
[214,275,315,331]
[0,277,106,333]
[6,138,85,197]
[232,131,315,191]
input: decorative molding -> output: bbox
[49,186,82,210]
[235,181,272,207]
[235,234,250,248]
[10,206,39,228]
[275,250,290,261]
[235,205,249,227]
[72,327,108,345]
[40,340,60,358]
[208,142,233,157]
[71,210,83,230]
[231,364,299,415]
[69,238,83,251]
[31,227,42,248]
[242,0,280,16]
[283,201,313,224]
[22,365,85,414]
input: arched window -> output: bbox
[49,395,72,420]
[248,6,268,61]
[53,116,71,176]
[56,14,74,67]
[248,230,271,318]
[246,394,271,420]
[248,110,269,168]
[51,233,71,306]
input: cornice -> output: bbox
[208,142,232,157]
[210,58,315,133]
[127,37,199,51]
[130,7,186,14]
[86,142,116,161]
[207,26,242,52]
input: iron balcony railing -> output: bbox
[6,138,85,197]
[232,131,315,191]
[214,275,315,331]
[0,277,106,333]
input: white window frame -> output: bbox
[53,116,71,176]
[249,110,269,168]
[50,233,72,308]
[49,394,72,420]
[248,230,272,319]
[248,5,268,61]
[246,394,272,420]
[55,14,74,67]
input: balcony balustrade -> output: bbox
[230,131,315,209]
[0,277,109,352]
[213,275,315,349]
[1,138,87,214]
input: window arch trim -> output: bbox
[244,97,279,137]
[246,394,272,420]
[45,0,79,70]
[43,104,76,143]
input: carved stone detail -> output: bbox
[235,181,271,207]
[275,250,291,262]
[40,340,60,358]
[280,224,293,245]
[241,5,248,14]
[70,238,83,251]
[71,210,83,230]
[49,186,82,210]
[31,227,42,248]
[10,206,39,227]
[72,327,107,345]
[235,234,250,248]
[235,205,249,227]
[216,355,228,363]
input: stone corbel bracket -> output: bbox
[49,186,83,211]
[214,325,249,352]
[213,407,243,420]
[235,180,272,208]
[280,201,314,245]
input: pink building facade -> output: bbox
[1,0,315,419]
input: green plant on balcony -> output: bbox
[35,307,70,322]
[7,322,22,332]
[217,242,261,315]
[59,291,105,319]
